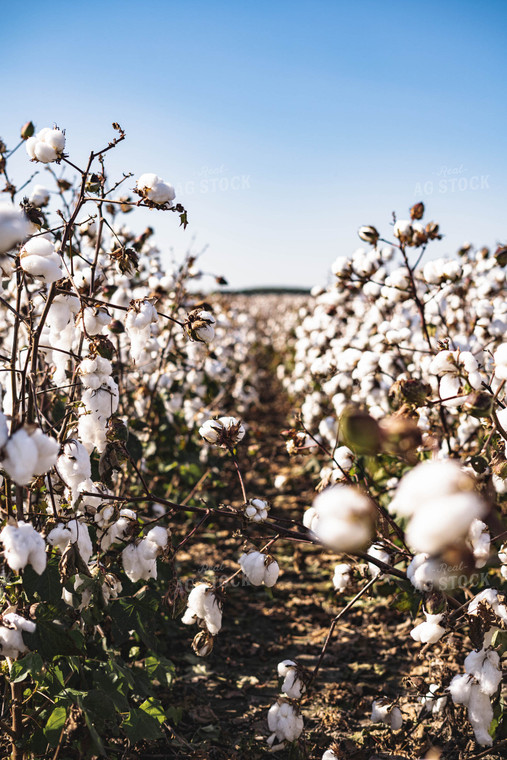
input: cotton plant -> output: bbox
[135,173,176,206]
[0,426,59,486]
[267,699,304,748]
[277,659,307,699]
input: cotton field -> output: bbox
[0,124,506,760]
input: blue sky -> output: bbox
[2,0,506,288]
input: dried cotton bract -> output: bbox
[304,485,375,553]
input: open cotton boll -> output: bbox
[0,413,8,449]
[333,563,351,591]
[78,356,113,389]
[467,519,490,568]
[464,649,502,696]
[367,543,390,577]
[122,528,168,582]
[81,306,112,335]
[0,202,31,254]
[1,429,39,485]
[30,429,60,476]
[26,127,65,163]
[406,492,486,555]
[468,684,494,746]
[29,185,50,207]
[406,553,440,591]
[57,440,91,493]
[278,660,306,699]
[371,699,402,729]
[306,485,375,553]
[244,497,270,522]
[62,574,92,610]
[322,751,338,760]
[136,173,176,205]
[0,521,47,574]
[389,459,475,518]
[0,613,36,658]
[410,613,445,644]
[100,508,137,550]
[182,583,222,635]
[199,416,246,447]
[267,700,304,746]
[19,237,63,282]
[47,520,93,565]
[239,551,279,587]
[494,343,507,380]
[421,684,447,715]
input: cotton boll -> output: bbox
[467,519,490,568]
[136,173,176,205]
[0,203,31,254]
[410,613,445,644]
[244,498,270,522]
[421,684,447,715]
[2,429,39,485]
[468,684,493,746]
[81,306,112,335]
[26,127,65,163]
[29,185,50,207]
[449,673,473,705]
[30,429,60,476]
[182,584,222,635]
[0,613,36,658]
[0,413,8,449]
[406,492,486,555]
[19,237,63,282]
[0,521,47,575]
[57,440,92,493]
[333,563,351,591]
[367,543,390,577]
[406,553,440,591]
[390,459,475,519]
[146,525,169,548]
[278,660,306,699]
[47,520,93,565]
[267,699,304,745]
[306,485,375,553]
[199,416,246,447]
[371,699,402,729]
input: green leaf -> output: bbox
[144,654,175,687]
[140,696,166,724]
[9,652,43,683]
[44,705,67,746]
[126,432,143,461]
[122,708,163,742]
[24,619,81,659]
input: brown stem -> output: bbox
[10,680,23,760]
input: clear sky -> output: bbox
[2,0,506,288]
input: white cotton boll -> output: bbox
[406,553,440,591]
[100,509,137,550]
[244,497,270,522]
[136,173,176,205]
[26,128,65,163]
[367,544,390,577]
[2,429,39,485]
[30,429,60,476]
[29,185,50,207]
[199,416,245,447]
[57,440,91,492]
[494,343,507,380]
[393,219,412,240]
[267,700,304,745]
[0,614,36,658]
[410,613,445,644]
[333,563,351,591]
[20,237,63,282]
[278,660,306,699]
[0,521,47,575]
[263,558,280,587]
[467,519,490,568]
[122,543,146,583]
[421,684,447,714]
[146,526,168,548]
[335,445,354,471]
[389,459,475,519]
[322,752,338,760]
[406,492,486,555]
[0,203,31,254]
[62,575,92,610]
[81,307,112,335]
[240,552,265,585]
[47,520,93,565]
[390,706,403,730]
[449,673,472,705]
[307,485,375,553]
[371,699,401,728]
[78,356,112,389]
[182,584,222,635]
[468,684,493,746]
